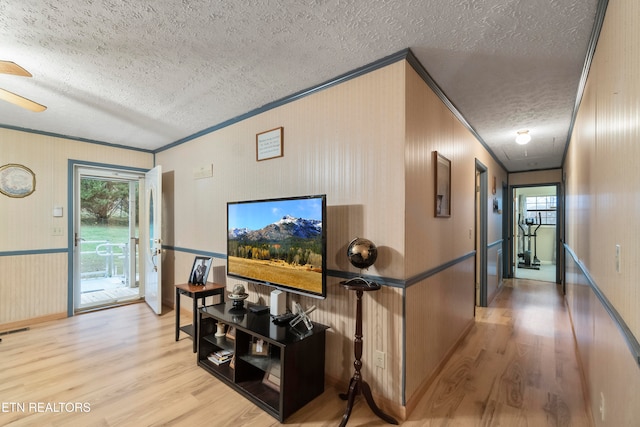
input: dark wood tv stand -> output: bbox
[198,302,329,422]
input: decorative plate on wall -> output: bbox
[0,164,36,198]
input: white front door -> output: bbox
[143,165,162,314]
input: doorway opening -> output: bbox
[73,166,143,312]
[475,160,488,307]
[512,185,559,283]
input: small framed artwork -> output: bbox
[0,163,36,198]
[225,326,236,340]
[250,338,269,357]
[262,361,281,391]
[188,256,212,285]
[434,151,451,217]
[256,127,283,161]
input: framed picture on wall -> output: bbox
[0,164,36,198]
[256,127,284,161]
[434,151,451,217]
[188,256,212,285]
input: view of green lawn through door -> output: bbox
[76,173,141,311]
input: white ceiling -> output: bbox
[0,0,601,172]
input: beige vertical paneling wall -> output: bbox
[0,253,68,325]
[564,0,640,425]
[157,58,506,416]
[404,65,507,407]
[157,62,408,412]
[0,129,153,326]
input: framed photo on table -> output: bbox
[250,338,269,356]
[225,326,236,340]
[262,360,281,391]
[188,256,212,285]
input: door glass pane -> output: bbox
[78,176,140,311]
[148,189,154,251]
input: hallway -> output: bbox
[400,278,590,426]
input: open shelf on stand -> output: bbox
[198,302,328,422]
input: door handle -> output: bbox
[74,232,85,247]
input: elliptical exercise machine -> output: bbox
[517,212,542,270]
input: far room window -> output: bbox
[526,196,556,225]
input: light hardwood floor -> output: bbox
[0,278,590,426]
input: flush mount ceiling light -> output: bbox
[515,130,531,145]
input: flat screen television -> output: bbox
[227,194,327,299]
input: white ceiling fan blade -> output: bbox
[0,60,32,77]
[0,87,46,112]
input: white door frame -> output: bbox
[68,161,148,316]
[475,159,488,307]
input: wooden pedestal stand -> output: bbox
[339,279,398,427]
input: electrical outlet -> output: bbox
[599,392,605,421]
[52,226,63,236]
[374,350,386,369]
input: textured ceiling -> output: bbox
[0,0,599,172]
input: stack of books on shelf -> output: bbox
[207,349,234,365]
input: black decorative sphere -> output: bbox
[347,237,378,269]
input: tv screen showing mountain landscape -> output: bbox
[227,195,326,298]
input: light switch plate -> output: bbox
[193,164,213,179]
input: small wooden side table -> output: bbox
[175,282,225,352]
